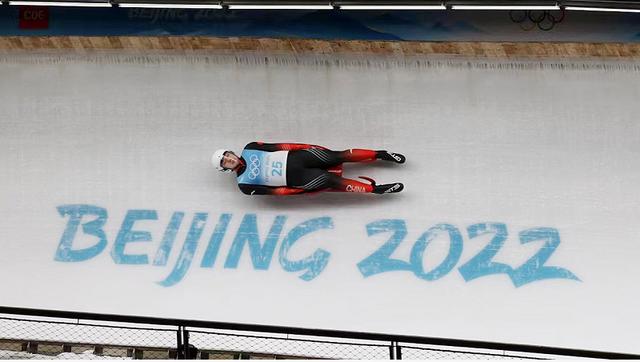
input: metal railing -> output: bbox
[0,306,637,360]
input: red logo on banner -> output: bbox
[19,6,49,30]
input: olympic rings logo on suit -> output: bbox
[248,154,261,180]
[509,9,566,31]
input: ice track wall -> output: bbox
[1,51,639,354]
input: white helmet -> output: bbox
[212,149,232,173]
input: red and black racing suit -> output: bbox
[236,142,379,195]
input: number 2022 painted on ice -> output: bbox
[358,220,580,287]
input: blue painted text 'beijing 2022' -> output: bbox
[54,204,580,288]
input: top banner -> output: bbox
[1,6,640,42]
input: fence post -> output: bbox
[395,342,402,360]
[182,327,190,359]
[389,341,395,360]
[176,326,183,359]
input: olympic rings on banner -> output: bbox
[509,8,565,31]
[248,154,261,180]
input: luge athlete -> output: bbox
[212,142,405,195]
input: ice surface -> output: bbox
[0,52,639,354]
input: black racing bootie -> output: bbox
[376,151,406,164]
[373,182,404,194]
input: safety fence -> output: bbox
[0,307,636,360]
